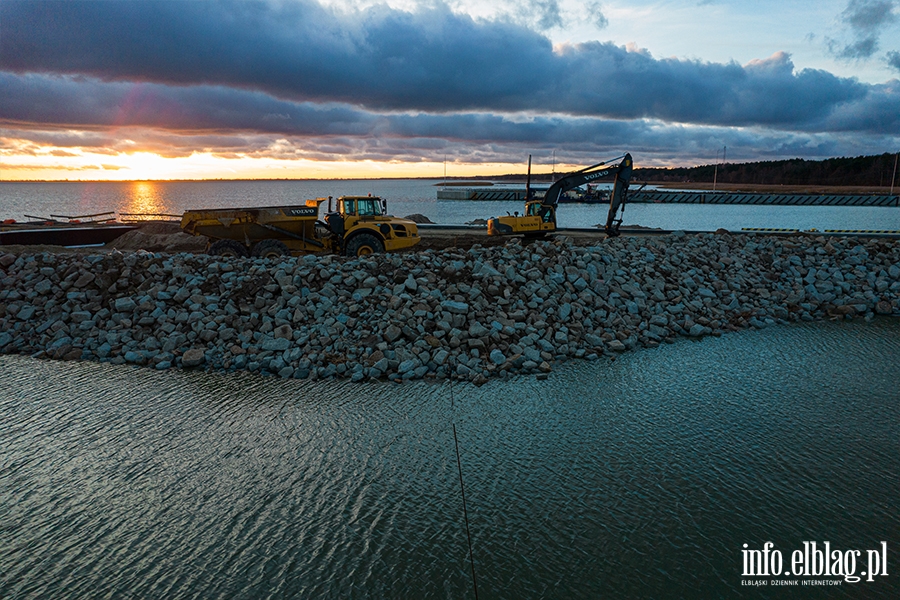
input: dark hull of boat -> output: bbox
[0,224,138,247]
[557,197,608,204]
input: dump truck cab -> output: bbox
[325,195,419,256]
[342,196,385,217]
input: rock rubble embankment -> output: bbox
[1,233,898,383]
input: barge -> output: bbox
[0,212,138,247]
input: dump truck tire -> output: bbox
[252,239,291,259]
[208,239,249,258]
[345,232,384,257]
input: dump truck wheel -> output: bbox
[345,233,384,257]
[208,239,249,258]
[251,239,290,259]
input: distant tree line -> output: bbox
[634,153,900,187]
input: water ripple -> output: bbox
[1,319,898,598]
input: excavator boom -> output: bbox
[541,154,629,207]
[487,153,633,237]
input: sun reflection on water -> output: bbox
[125,181,169,216]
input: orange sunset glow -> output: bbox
[0,145,576,182]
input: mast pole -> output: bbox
[890,152,898,196]
[525,155,532,201]
[713,148,720,192]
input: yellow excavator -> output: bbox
[487,153,633,238]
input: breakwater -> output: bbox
[631,190,899,206]
[436,187,900,206]
[437,187,529,201]
[1,233,899,383]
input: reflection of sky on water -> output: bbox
[1,320,898,599]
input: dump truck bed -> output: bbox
[181,203,326,250]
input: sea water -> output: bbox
[3,179,900,231]
[2,319,898,598]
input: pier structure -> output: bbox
[438,186,899,206]
[629,191,900,206]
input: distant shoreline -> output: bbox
[0,177,452,184]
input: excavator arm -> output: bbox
[487,153,634,238]
[540,153,633,236]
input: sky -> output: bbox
[1,0,899,181]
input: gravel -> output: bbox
[1,232,898,384]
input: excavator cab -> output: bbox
[488,201,557,237]
[524,201,555,224]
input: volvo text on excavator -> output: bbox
[487,153,633,238]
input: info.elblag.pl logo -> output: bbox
[741,542,889,587]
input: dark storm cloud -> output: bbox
[815,79,900,132]
[0,0,551,113]
[0,73,380,136]
[0,73,647,150]
[2,75,895,168]
[0,0,888,130]
[3,72,896,145]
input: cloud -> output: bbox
[2,71,896,142]
[1,75,895,168]
[828,0,898,60]
[0,0,884,129]
[526,0,563,30]
[0,73,381,136]
[0,1,549,109]
[586,2,609,30]
[0,0,898,170]
[888,50,900,72]
[2,119,891,168]
[842,0,896,30]
[0,162,116,172]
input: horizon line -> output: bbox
[0,173,561,184]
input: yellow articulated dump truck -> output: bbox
[181,195,420,258]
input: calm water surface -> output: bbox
[3,179,900,231]
[1,319,898,598]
